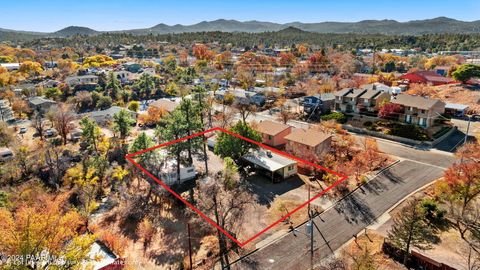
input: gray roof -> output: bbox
[28,96,56,106]
[359,89,382,100]
[312,93,335,101]
[391,94,444,110]
[91,106,135,117]
[334,88,353,97]
[445,103,469,110]
[345,89,367,98]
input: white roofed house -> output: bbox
[242,149,297,182]
[0,63,20,71]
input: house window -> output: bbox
[406,115,412,123]
[268,135,273,140]
[419,118,427,127]
[420,109,426,114]
[287,165,294,171]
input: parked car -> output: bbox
[0,148,14,162]
[19,127,27,134]
[45,128,58,137]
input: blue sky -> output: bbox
[2,0,479,32]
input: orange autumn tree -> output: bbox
[436,149,480,252]
[0,193,95,268]
[193,44,214,61]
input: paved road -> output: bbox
[232,160,445,270]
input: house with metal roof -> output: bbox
[242,149,297,182]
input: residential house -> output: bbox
[242,149,297,182]
[302,93,335,115]
[90,106,137,125]
[65,75,99,86]
[215,89,265,106]
[0,100,14,122]
[255,120,292,148]
[361,82,403,95]
[390,94,446,128]
[149,99,179,114]
[0,63,20,71]
[333,88,367,113]
[400,71,454,86]
[123,62,142,73]
[445,103,469,117]
[28,96,57,114]
[356,89,391,114]
[284,128,332,161]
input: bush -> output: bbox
[363,121,373,127]
[321,112,347,123]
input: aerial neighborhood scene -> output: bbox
[1,0,480,269]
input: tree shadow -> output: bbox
[334,193,376,225]
[244,174,304,206]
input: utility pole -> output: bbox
[187,223,193,270]
[308,185,314,270]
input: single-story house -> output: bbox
[284,128,332,161]
[400,71,454,86]
[215,88,265,106]
[242,149,297,182]
[65,75,99,86]
[255,120,292,148]
[302,93,335,115]
[445,103,470,117]
[90,106,137,125]
[390,94,446,128]
[28,96,57,114]
[149,99,179,114]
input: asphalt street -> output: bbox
[232,160,446,270]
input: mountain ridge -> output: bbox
[2,17,480,38]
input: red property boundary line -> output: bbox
[125,126,348,248]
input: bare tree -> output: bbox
[197,169,255,269]
[31,112,46,140]
[235,103,256,124]
[50,103,75,145]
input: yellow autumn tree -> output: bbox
[82,54,116,68]
[0,193,94,269]
[19,60,43,78]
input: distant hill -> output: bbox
[1,17,480,40]
[53,26,98,37]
